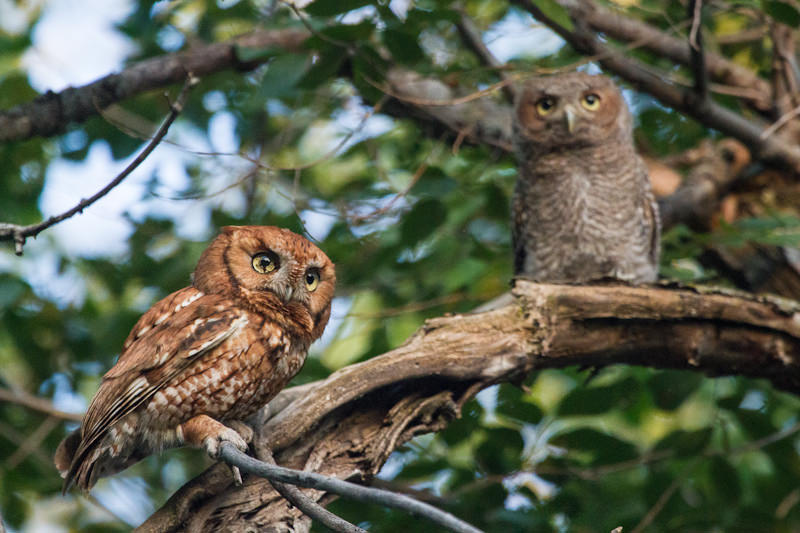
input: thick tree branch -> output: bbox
[137,281,800,531]
[0,29,306,144]
[0,77,197,255]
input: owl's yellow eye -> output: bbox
[536,97,556,116]
[252,252,278,274]
[305,269,320,292]
[581,93,601,111]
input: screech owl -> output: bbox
[54,226,335,492]
[512,72,660,283]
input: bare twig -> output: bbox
[0,420,52,469]
[455,11,516,103]
[253,444,366,533]
[0,76,198,255]
[770,23,800,117]
[631,460,701,533]
[760,104,800,140]
[0,387,82,422]
[5,415,60,469]
[688,0,708,102]
[219,444,484,533]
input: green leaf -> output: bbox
[0,275,28,308]
[401,198,447,246]
[259,54,310,98]
[709,456,741,502]
[382,27,424,64]
[556,377,640,416]
[442,257,487,292]
[234,44,284,63]
[529,0,574,32]
[764,1,800,26]
[647,370,703,410]
[304,0,373,17]
[652,428,712,457]
[476,427,524,474]
[298,50,346,90]
[496,384,543,423]
[552,428,639,465]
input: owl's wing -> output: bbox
[65,287,247,488]
[641,166,662,265]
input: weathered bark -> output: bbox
[136,281,800,532]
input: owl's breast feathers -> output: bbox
[55,286,304,491]
[514,148,660,283]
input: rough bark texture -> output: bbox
[135,281,800,532]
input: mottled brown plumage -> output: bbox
[512,72,660,283]
[54,226,335,491]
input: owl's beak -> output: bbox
[564,106,577,134]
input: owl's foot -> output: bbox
[180,414,250,486]
[226,420,254,445]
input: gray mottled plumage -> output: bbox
[512,72,660,283]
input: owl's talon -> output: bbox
[226,420,254,444]
[231,465,243,486]
[201,426,249,459]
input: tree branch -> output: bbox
[558,0,772,110]
[0,29,306,144]
[455,11,517,103]
[657,138,751,230]
[220,444,483,533]
[137,281,800,531]
[0,387,82,422]
[252,444,366,533]
[0,76,197,255]
[688,0,709,103]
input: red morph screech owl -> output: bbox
[512,72,660,283]
[54,225,336,492]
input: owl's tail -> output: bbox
[54,428,90,493]
[54,428,106,493]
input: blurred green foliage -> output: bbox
[2,0,800,531]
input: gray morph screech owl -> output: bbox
[512,72,660,283]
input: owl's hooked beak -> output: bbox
[564,106,577,134]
